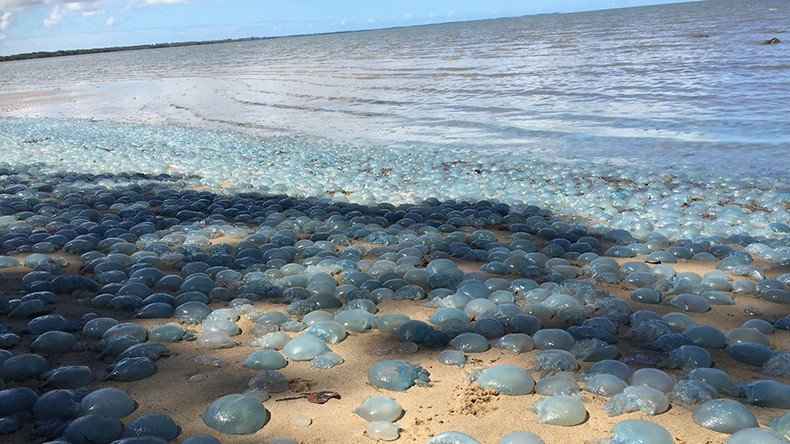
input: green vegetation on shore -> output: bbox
[0,37,265,62]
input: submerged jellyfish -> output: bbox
[202,394,270,435]
[367,360,430,391]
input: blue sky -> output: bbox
[1,0,690,56]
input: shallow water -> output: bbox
[0,0,788,175]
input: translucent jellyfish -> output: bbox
[310,351,344,369]
[251,331,289,350]
[532,350,579,377]
[40,365,93,389]
[663,312,696,332]
[763,352,790,377]
[498,431,545,444]
[367,360,430,391]
[629,369,673,394]
[683,325,727,348]
[769,412,790,439]
[726,342,774,366]
[692,399,758,434]
[63,414,124,444]
[426,431,481,444]
[476,364,535,395]
[196,331,235,349]
[535,372,580,396]
[31,330,76,354]
[604,386,670,416]
[80,387,137,417]
[365,421,400,441]
[248,370,289,393]
[532,329,576,351]
[243,350,288,370]
[610,419,673,444]
[118,343,171,362]
[376,313,411,334]
[334,309,376,332]
[0,387,38,417]
[283,335,330,361]
[571,338,619,362]
[33,389,81,420]
[175,301,212,324]
[122,412,180,441]
[80,317,115,340]
[303,321,347,344]
[725,428,789,444]
[671,379,718,409]
[586,360,632,381]
[438,350,467,367]
[450,332,490,353]
[1,353,49,381]
[726,327,770,346]
[492,333,534,354]
[687,368,736,395]
[181,435,222,444]
[669,294,710,312]
[353,397,404,422]
[584,374,628,397]
[104,357,157,382]
[149,323,193,343]
[202,394,270,435]
[743,380,790,408]
[658,345,712,370]
[530,395,587,426]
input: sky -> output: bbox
[0,0,691,56]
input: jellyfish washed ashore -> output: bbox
[0,116,786,442]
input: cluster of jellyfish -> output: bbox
[0,159,788,443]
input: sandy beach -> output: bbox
[1,218,787,443]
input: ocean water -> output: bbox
[0,0,787,174]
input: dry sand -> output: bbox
[1,231,788,444]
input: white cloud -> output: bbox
[144,0,192,4]
[1,11,12,32]
[43,1,104,28]
[0,1,105,31]
[104,14,113,26]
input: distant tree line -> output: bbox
[0,37,266,62]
